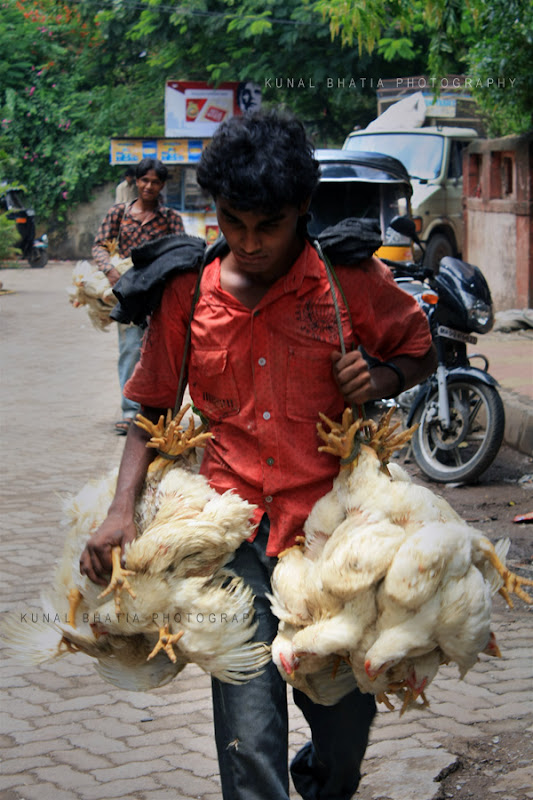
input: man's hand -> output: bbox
[331,350,373,406]
[79,512,137,586]
[78,405,164,585]
[105,267,121,287]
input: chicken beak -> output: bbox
[483,631,502,659]
[279,652,299,679]
[364,658,379,681]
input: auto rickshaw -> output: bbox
[310,150,414,263]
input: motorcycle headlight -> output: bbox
[468,299,494,333]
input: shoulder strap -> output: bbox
[116,203,127,250]
[313,239,366,425]
[313,239,353,357]
[173,261,205,416]
[172,236,229,416]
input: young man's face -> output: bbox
[215,198,309,283]
[136,169,164,203]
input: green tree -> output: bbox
[0,0,165,239]
[315,0,533,135]
[0,0,430,234]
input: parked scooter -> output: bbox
[0,187,48,268]
[378,216,505,483]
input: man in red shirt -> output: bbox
[81,109,436,799]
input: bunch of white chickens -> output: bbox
[68,240,132,331]
[270,408,533,713]
[2,407,269,691]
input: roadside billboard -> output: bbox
[165,80,261,137]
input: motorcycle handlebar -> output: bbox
[380,258,435,282]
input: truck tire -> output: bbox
[424,233,454,272]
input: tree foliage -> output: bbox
[318,0,533,136]
[0,0,164,240]
[1,0,530,241]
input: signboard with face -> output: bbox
[165,80,261,137]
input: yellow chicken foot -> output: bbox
[399,686,430,716]
[317,408,365,465]
[480,539,533,607]
[278,537,306,559]
[136,405,213,474]
[376,692,395,711]
[147,625,185,663]
[67,588,83,628]
[57,636,82,655]
[97,547,137,613]
[365,407,418,465]
[331,654,351,680]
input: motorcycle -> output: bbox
[0,187,48,268]
[378,215,505,484]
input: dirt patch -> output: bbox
[435,729,533,799]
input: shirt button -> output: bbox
[265,495,273,503]
[263,411,271,420]
[258,357,266,366]
[266,457,275,466]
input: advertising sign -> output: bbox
[110,139,144,164]
[165,80,261,137]
[110,138,211,165]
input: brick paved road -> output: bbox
[1,263,532,800]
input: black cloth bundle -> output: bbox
[111,218,382,326]
[314,218,382,264]
[110,235,227,327]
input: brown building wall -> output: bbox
[464,133,533,310]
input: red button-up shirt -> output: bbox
[125,242,432,556]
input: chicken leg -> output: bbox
[479,538,533,607]
[67,587,83,628]
[278,536,306,559]
[147,625,185,663]
[135,404,213,475]
[97,546,137,613]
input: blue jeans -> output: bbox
[211,516,376,800]
[117,322,143,418]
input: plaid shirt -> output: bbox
[92,200,185,270]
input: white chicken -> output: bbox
[270,407,533,713]
[68,239,132,331]
[271,620,358,706]
[2,405,270,690]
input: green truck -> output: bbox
[343,125,479,270]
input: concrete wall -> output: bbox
[466,211,517,312]
[52,183,115,260]
[464,133,533,310]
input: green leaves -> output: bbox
[378,37,417,62]
[4,0,529,241]
[0,213,22,265]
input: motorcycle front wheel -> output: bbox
[411,380,505,483]
[28,246,48,268]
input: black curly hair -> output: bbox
[196,108,320,213]
[135,158,168,182]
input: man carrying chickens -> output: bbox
[80,109,436,800]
